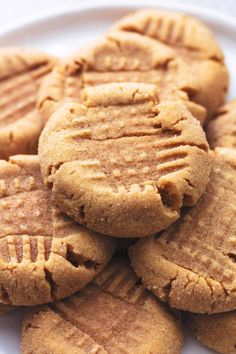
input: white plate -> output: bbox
[0,2,235,353]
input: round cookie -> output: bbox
[207,100,236,148]
[0,47,57,159]
[39,82,210,238]
[21,258,183,354]
[38,30,207,124]
[130,150,236,313]
[113,9,229,120]
[185,311,236,354]
[0,155,115,306]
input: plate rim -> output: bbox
[1,0,236,40]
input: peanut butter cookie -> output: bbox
[130,150,236,313]
[0,47,57,159]
[207,100,236,148]
[0,155,115,306]
[21,258,183,354]
[113,9,229,120]
[215,146,236,168]
[38,30,206,124]
[39,83,210,238]
[185,311,236,354]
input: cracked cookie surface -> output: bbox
[0,47,57,159]
[39,82,210,238]
[207,99,236,148]
[185,311,236,354]
[38,30,207,124]
[130,150,236,313]
[21,258,183,354]
[113,8,229,120]
[0,155,115,306]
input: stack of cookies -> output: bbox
[0,9,235,354]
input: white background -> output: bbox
[1,0,236,31]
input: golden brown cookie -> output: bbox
[39,82,210,238]
[0,303,14,315]
[215,146,236,168]
[0,47,57,159]
[113,9,229,120]
[130,150,236,314]
[21,258,183,354]
[185,311,236,354]
[0,155,115,306]
[38,30,207,124]
[207,100,236,148]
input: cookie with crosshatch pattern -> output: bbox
[113,8,229,120]
[0,155,115,306]
[21,258,183,354]
[39,82,210,238]
[130,149,236,314]
[38,29,207,124]
[0,47,57,159]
